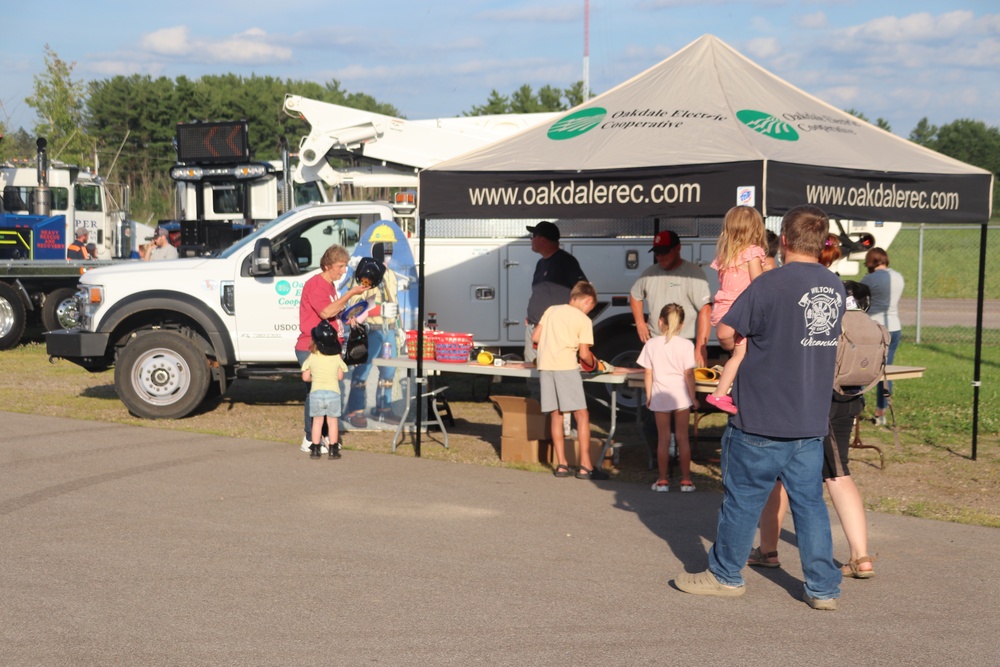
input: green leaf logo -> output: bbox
[737,110,799,141]
[548,107,607,140]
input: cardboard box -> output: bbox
[562,437,612,470]
[489,396,611,469]
[490,395,549,440]
[500,437,552,464]
[491,395,552,463]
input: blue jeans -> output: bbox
[345,327,397,415]
[707,424,841,599]
[877,329,901,410]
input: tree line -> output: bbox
[2,45,998,221]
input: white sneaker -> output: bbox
[300,436,312,453]
[874,415,887,426]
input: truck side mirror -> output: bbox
[251,238,273,275]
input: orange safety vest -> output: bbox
[67,241,89,260]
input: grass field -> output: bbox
[1,338,997,527]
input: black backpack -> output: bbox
[833,310,890,399]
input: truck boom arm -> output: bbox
[283,94,558,188]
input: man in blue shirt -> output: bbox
[524,221,587,364]
[674,205,845,610]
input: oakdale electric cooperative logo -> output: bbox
[737,110,799,142]
[547,108,607,140]
[275,280,291,296]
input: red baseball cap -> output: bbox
[649,230,680,253]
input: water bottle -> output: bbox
[381,340,393,359]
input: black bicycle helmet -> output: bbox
[311,320,341,356]
[842,280,871,312]
[354,256,386,289]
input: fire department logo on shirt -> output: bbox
[798,287,842,340]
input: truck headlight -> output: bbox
[77,284,104,330]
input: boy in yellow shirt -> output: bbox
[532,281,608,480]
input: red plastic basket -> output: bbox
[405,330,437,360]
[434,333,474,363]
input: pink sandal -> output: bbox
[706,394,738,415]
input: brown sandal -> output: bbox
[747,546,781,568]
[841,555,876,579]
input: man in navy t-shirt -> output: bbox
[524,221,587,364]
[674,205,846,610]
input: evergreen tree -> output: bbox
[466,82,586,116]
[909,117,938,146]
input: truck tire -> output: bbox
[0,282,28,350]
[115,330,211,419]
[588,329,643,415]
[41,287,80,332]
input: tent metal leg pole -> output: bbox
[971,222,987,461]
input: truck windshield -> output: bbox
[294,181,325,205]
[75,184,103,212]
[216,209,298,259]
[3,186,70,212]
[216,210,364,262]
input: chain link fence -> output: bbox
[838,224,999,346]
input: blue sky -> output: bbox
[2,1,998,138]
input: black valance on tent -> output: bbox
[420,162,992,223]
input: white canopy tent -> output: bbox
[412,35,994,456]
[421,34,992,222]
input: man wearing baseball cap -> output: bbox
[524,221,587,364]
[524,220,588,438]
[66,227,91,260]
[142,226,179,261]
[629,229,712,365]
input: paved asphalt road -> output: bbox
[2,412,997,666]
[898,298,1000,329]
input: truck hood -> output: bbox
[80,257,217,284]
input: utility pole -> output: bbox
[583,0,590,101]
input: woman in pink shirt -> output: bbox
[295,244,367,451]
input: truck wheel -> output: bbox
[41,288,80,332]
[0,282,28,350]
[588,330,643,415]
[115,331,211,419]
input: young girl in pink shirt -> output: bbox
[706,206,768,415]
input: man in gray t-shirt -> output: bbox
[143,226,179,261]
[629,230,712,366]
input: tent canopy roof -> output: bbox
[420,35,992,222]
